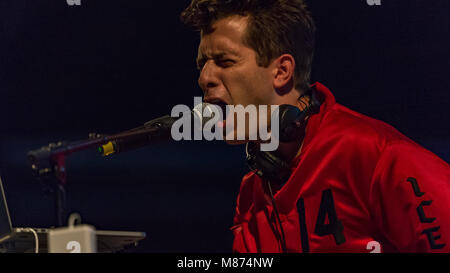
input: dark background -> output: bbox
[0,0,448,252]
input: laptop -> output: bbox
[0,176,146,253]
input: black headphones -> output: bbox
[246,88,322,185]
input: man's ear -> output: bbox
[273,54,296,94]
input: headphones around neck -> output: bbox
[246,88,322,185]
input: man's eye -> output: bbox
[217,59,234,67]
[197,62,205,70]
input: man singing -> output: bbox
[180,0,450,252]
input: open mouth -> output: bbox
[205,99,228,121]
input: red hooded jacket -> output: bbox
[231,82,450,253]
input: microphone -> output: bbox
[98,103,219,156]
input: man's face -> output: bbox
[197,15,276,142]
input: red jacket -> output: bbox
[231,82,450,253]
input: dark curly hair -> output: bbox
[181,0,316,93]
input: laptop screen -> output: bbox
[0,177,13,240]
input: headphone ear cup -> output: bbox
[246,142,291,185]
[278,105,302,142]
[278,104,311,143]
[278,90,322,143]
[262,152,291,183]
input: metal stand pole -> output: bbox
[55,183,66,227]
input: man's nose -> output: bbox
[198,61,219,93]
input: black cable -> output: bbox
[267,180,287,253]
[298,94,309,109]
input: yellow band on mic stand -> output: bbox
[100,141,115,156]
